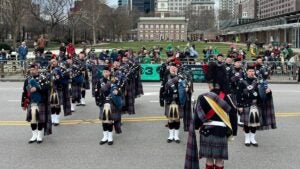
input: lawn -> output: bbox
[37,41,250,60]
[93,41,249,59]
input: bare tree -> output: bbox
[68,10,82,44]
[29,0,73,39]
[0,0,28,48]
[110,7,132,41]
[185,6,216,32]
[80,0,107,45]
[218,9,236,29]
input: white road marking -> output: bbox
[143,92,159,96]
[150,100,159,103]
[8,100,21,102]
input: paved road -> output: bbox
[0,82,299,169]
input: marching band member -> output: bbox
[237,64,260,146]
[49,59,72,126]
[95,66,122,145]
[163,62,187,143]
[21,64,52,144]
[70,52,85,111]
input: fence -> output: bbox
[0,59,299,82]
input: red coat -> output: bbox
[66,43,75,58]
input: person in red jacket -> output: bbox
[66,43,75,59]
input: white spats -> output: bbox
[37,130,43,144]
[107,132,113,145]
[28,130,37,144]
[174,130,180,143]
[245,133,250,146]
[167,129,174,143]
[250,132,258,146]
[100,131,108,145]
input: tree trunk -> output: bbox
[93,25,96,45]
[12,24,18,50]
[72,27,75,44]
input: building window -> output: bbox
[150,24,153,29]
[140,25,143,29]
[145,24,149,29]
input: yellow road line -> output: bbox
[0,113,299,126]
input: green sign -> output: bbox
[141,64,161,81]
[140,64,206,82]
[184,65,206,82]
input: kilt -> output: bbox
[71,83,82,101]
[123,80,135,115]
[26,103,47,123]
[258,92,277,130]
[164,103,183,119]
[82,79,90,90]
[58,86,72,116]
[240,106,262,127]
[183,93,192,132]
[199,133,228,160]
[135,76,144,98]
[99,101,121,122]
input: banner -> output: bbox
[141,64,205,82]
[141,64,161,81]
[92,64,205,82]
[184,64,206,82]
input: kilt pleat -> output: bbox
[71,83,82,101]
[199,133,228,160]
[26,103,46,123]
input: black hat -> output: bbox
[217,54,224,57]
[256,55,263,60]
[103,66,110,71]
[234,57,242,62]
[168,62,177,67]
[246,63,255,70]
[29,63,38,69]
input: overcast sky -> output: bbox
[107,0,220,8]
[107,0,117,7]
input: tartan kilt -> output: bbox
[71,83,82,101]
[123,81,135,115]
[165,103,183,119]
[58,86,72,116]
[26,103,47,123]
[82,79,90,90]
[99,101,121,121]
[199,133,228,160]
[240,106,262,127]
[258,92,277,130]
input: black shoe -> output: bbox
[108,141,113,145]
[99,140,107,145]
[37,140,43,144]
[28,140,36,144]
[54,123,59,126]
[167,139,173,143]
[175,140,180,144]
[251,143,258,147]
[245,143,250,147]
